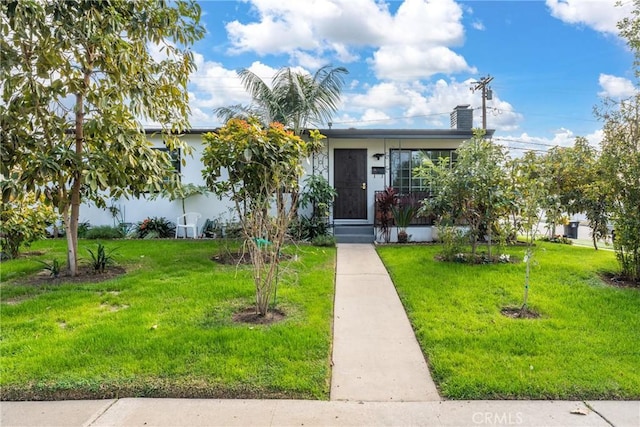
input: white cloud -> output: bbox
[188,54,249,109]
[495,130,574,157]
[371,45,475,81]
[546,0,632,34]
[496,127,602,157]
[290,50,329,70]
[349,82,414,110]
[585,128,603,147]
[245,61,282,84]
[185,58,319,127]
[186,55,257,126]
[147,41,181,62]
[225,0,473,79]
[330,42,360,63]
[185,44,518,132]
[189,106,213,126]
[227,0,390,54]
[388,0,464,46]
[337,78,522,130]
[361,108,392,123]
[598,73,637,98]
[226,9,319,55]
[472,20,485,31]
[484,100,523,133]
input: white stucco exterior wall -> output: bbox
[79,125,480,243]
[80,132,238,228]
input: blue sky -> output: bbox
[183,0,637,154]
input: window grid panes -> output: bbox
[390,149,456,194]
[152,147,181,174]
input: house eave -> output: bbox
[309,128,495,139]
[144,128,219,135]
[143,127,495,139]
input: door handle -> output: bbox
[361,182,367,190]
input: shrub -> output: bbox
[289,216,330,241]
[437,225,469,261]
[77,221,91,238]
[134,217,175,239]
[299,175,337,219]
[539,235,573,245]
[311,235,336,247]
[222,222,243,239]
[0,192,59,259]
[84,225,124,240]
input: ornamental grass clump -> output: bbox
[37,258,61,278]
[86,243,118,273]
[391,195,419,243]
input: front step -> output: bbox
[334,225,375,243]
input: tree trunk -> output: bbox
[67,88,86,276]
[62,205,78,275]
[487,223,493,259]
[522,247,531,311]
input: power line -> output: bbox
[494,138,562,148]
[487,107,599,123]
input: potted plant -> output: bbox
[391,203,417,243]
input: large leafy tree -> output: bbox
[215,65,348,135]
[561,137,610,250]
[202,119,324,316]
[1,0,204,275]
[416,130,510,256]
[597,95,640,281]
[537,146,575,238]
[537,139,603,240]
[591,0,640,281]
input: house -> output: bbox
[81,105,493,242]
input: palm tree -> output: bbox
[215,65,348,134]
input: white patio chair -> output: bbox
[175,212,202,239]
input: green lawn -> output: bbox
[377,242,640,400]
[1,239,336,400]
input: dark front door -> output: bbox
[334,149,367,220]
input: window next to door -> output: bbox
[389,149,456,194]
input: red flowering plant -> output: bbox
[134,217,175,239]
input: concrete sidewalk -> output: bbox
[2,243,639,426]
[2,398,639,426]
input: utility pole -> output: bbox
[471,75,493,130]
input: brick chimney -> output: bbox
[450,105,473,130]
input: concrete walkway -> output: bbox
[2,244,639,426]
[331,243,439,401]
